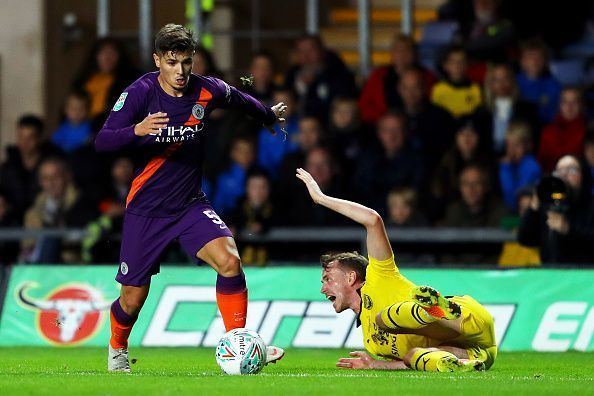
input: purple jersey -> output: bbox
[95,72,275,217]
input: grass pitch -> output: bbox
[0,348,592,396]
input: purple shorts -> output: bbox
[116,203,233,286]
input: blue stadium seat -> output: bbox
[420,21,459,46]
[550,59,585,85]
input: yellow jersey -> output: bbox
[430,80,482,118]
[359,255,498,366]
[359,255,428,359]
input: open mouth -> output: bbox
[175,77,187,85]
[326,295,336,302]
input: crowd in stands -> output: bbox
[2,0,594,266]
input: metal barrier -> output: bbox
[0,227,515,253]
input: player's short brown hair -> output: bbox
[320,252,368,282]
[154,24,198,56]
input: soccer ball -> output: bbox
[215,328,267,375]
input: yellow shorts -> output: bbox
[450,295,498,369]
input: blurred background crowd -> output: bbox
[2,0,594,266]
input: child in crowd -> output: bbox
[499,122,541,212]
[213,136,257,217]
[257,89,299,178]
[51,91,93,153]
[516,39,561,123]
[431,46,482,118]
[230,171,275,265]
[386,187,428,227]
[328,97,363,170]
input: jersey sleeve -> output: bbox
[95,82,147,152]
[212,78,277,125]
[366,255,400,280]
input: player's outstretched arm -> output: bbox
[336,351,409,370]
[296,168,392,260]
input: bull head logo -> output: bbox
[17,282,112,344]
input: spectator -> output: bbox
[538,87,587,173]
[386,187,428,227]
[328,96,364,171]
[518,155,594,264]
[397,68,456,173]
[192,47,222,78]
[284,34,357,122]
[431,46,482,119]
[443,163,506,228]
[0,115,55,218]
[73,37,139,122]
[432,121,495,210]
[287,147,346,226]
[212,136,257,217]
[0,192,20,265]
[353,112,424,215]
[516,39,561,123]
[22,158,98,263]
[230,171,276,265]
[51,90,93,153]
[257,89,300,179]
[241,51,278,104]
[277,116,324,190]
[473,63,540,154]
[498,188,541,267]
[82,157,134,263]
[584,132,594,195]
[499,122,541,212]
[465,0,514,62]
[359,34,436,124]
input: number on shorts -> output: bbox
[203,209,224,225]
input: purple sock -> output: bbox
[216,271,247,295]
[111,299,138,326]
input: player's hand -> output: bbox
[264,102,288,136]
[134,112,169,136]
[336,351,376,370]
[546,211,570,234]
[296,167,324,204]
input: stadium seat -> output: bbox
[550,59,585,85]
[419,21,459,46]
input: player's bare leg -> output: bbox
[108,283,150,372]
[197,237,284,365]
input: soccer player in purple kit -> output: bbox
[95,24,287,372]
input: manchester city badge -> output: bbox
[192,103,205,120]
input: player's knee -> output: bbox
[216,252,242,276]
[120,292,147,316]
[403,348,422,367]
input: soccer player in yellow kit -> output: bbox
[296,168,497,372]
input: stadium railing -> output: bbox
[0,227,515,254]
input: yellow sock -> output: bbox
[379,301,435,330]
[410,348,457,371]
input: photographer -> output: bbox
[518,155,594,264]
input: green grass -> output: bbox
[0,348,592,395]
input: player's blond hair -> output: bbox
[320,252,368,282]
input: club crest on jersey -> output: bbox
[363,294,373,310]
[112,92,128,111]
[192,104,205,120]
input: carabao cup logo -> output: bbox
[16,282,111,345]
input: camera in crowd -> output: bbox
[536,176,569,213]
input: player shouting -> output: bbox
[296,168,497,372]
[95,24,286,372]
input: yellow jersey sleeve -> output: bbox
[367,255,400,279]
